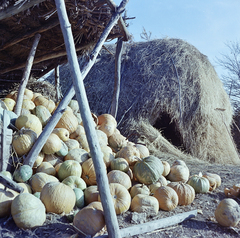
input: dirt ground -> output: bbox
[0,156,240,238]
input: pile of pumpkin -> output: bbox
[0,88,240,236]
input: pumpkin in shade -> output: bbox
[168,182,195,206]
[133,155,164,185]
[73,201,105,237]
[130,183,150,198]
[153,186,178,211]
[34,96,55,113]
[56,140,68,157]
[84,185,99,205]
[42,133,62,155]
[97,113,117,137]
[62,175,87,190]
[65,139,80,151]
[98,183,131,215]
[131,194,159,215]
[40,181,76,214]
[215,198,240,227]
[18,183,32,193]
[15,114,42,136]
[55,107,78,134]
[11,193,46,229]
[13,165,32,183]
[36,161,56,176]
[76,133,89,152]
[73,188,85,208]
[58,160,82,181]
[69,125,85,139]
[0,184,18,217]
[44,154,63,167]
[108,131,128,153]
[166,164,189,183]
[30,172,59,193]
[187,172,210,193]
[64,148,89,164]
[107,170,132,190]
[12,128,37,156]
[100,145,115,167]
[33,152,45,168]
[110,157,129,173]
[32,105,51,127]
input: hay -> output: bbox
[47,38,240,165]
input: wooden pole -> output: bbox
[14,33,41,116]
[55,0,128,237]
[55,65,61,101]
[0,174,24,193]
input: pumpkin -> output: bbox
[100,145,115,167]
[168,182,195,206]
[153,186,178,211]
[148,176,168,194]
[30,172,59,193]
[202,172,221,191]
[36,161,56,176]
[12,128,37,156]
[3,98,15,111]
[135,143,150,158]
[68,99,79,114]
[166,164,189,183]
[73,188,85,208]
[97,114,117,137]
[24,88,34,100]
[56,140,68,157]
[55,107,78,134]
[0,171,13,180]
[187,172,210,193]
[76,133,90,152]
[18,183,32,193]
[130,183,150,198]
[172,159,187,167]
[22,99,35,110]
[11,193,46,229]
[69,125,85,140]
[224,187,240,197]
[0,184,18,217]
[133,155,164,185]
[116,144,141,166]
[34,96,55,113]
[13,165,33,183]
[64,148,89,164]
[75,112,82,124]
[65,138,80,151]
[108,131,128,153]
[40,181,76,214]
[73,201,105,237]
[52,128,70,142]
[96,129,108,147]
[15,114,42,136]
[44,154,63,167]
[162,161,171,177]
[131,194,159,215]
[5,90,17,100]
[33,152,45,168]
[42,133,62,154]
[107,170,132,190]
[32,105,51,127]
[110,157,129,173]
[62,175,87,190]
[215,198,240,227]
[99,183,131,215]
[84,185,99,205]
[58,160,82,181]
[32,92,42,102]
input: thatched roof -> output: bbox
[0,0,128,91]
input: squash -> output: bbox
[30,172,59,193]
[84,185,99,205]
[65,138,80,151]
[24,88,34,100]
[69,125,85,139]
[15,114,42,136]
[12,128,37,156]
[135,143,150,158]
[13,165,33,183]
[99,183,131,215]
[0,171,13,180]
[0,184,18,217]
[96,129,108,147]
[64,148,89,164]
[42,133,62,155]
[36,161,56,176]
[131,194,159,215]
[56,140,68,157]
[18,183,32,193]
[133,155,164,185]
[166,164,189,183]
[73,201,105,237]
[153,186,178,211]
[32,105,51,127]
[62,175,87,190]
[107,170,132,190]
[58,160,82,181]
[162,161,171,177]
[33,152,45,168]
[108,131,128,153]
[3,98,15,111]
[202,172,221,191]
[168,182,195,206]
[76,133,89,152]
[215,198,240,227]
[130,183,150,198]
[40,181,76,214]
[73,187,85,208]
[32,92,42,102]
[187,172,210,193]
[100,145,115,167]
[11,193,46,229]
[68,99,79,114]
[55,107,78,134]
[81,158,98,186]
[52,128,70,142]
[34,95,55,113]
[44,154,63,167]
[110,157,129,173]
[97,114,117,137]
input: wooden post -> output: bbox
[0,174,24,194]
[14,33,41,116]
[55,65,61,101]
[110,37,123,118]
[55,0,128,237]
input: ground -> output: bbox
[0,156,240,238]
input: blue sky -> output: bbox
[114,0,240,78]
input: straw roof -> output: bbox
[0,0,128,91]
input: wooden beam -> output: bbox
[0,174,24,193]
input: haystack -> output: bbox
[50,38,240,165]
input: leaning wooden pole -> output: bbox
[55,1,128,237]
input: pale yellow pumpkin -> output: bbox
[166,164,189,183]
[130,183,150,198]
[69,125,85,139]
[36,161,56,176]
[58,160,82,181]
[65,138,80,151]
[108,131,128,153]
[22,99,35,110]
[97,114,117,137]
[42,133,62,154]
[33,152,45,168]
[107,170,132,190]
[84,185,99,205]
[3,98,16,111]
[34,96,55,113]
[44,154,63,167]
[52,128,70,142]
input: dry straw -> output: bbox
[48,38,240,165]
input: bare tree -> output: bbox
[217,41,240,112]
